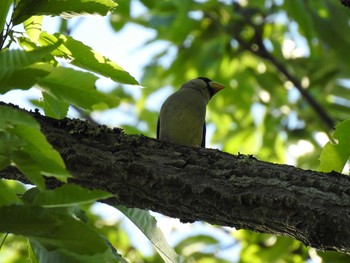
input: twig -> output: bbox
[255,39,335,131]
[341,0,350,8]
[0,21,13,50]
[0,233,8,250]
[232,2,335,133]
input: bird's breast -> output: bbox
[159,90,206,146]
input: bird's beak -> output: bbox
[209,81,225,94]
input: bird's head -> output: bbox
[180,77,225,103]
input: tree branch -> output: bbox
[232,2,335,132]
[254,39,336,131]
[341,0,350,8]
[1,103,350,254]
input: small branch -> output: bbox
[0,21,13,51]
[0,30,4,50]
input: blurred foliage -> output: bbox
[110,0,350,169]
[107,0,350,262]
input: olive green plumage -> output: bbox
[157,77,224,147]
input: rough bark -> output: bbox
[1,103,350,254]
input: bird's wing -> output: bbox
[201,122,206,147]
[156,116,160,139]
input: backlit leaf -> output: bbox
[12,0,118,25]
[33,184,113,207]
[319,119,350,173]
[37,67,120,110]
[39,32,139,85]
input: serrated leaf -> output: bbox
[11,125,70,182]
[33,184,113,207]
[37,67,120,110]
[117,206,182,263]
[24,16,43,43]
[319,119,350,173]
[0,63,53,94]
[0,106,70,188]
[12,0,118,25]
[0,45,59,94]
[0,44,59,77]
[0,205,108,254]
[39,32,139,85]
[12,125,66,171]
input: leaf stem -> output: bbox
[0,233,9,250]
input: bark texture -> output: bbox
[1,104,350,254]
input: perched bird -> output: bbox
[157,77,225,147]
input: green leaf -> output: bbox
[42,92,69,119]
[117,206,182,263]
[0,155,10,170]
[318,250,350,263]
[30,239,127,263]
[33,184,113,207]
[175,235,219,253]
[39,32,139,85]
[0,179,24,206]
[12,125,69,175]
[11,150,46,189]
[0,45,59,94]
[0,44,59,77]
[0,205,108,254]
[37,66,120,111]
[12,0,118,25]
[319,119,350,173]
[0,0,12,33]
[22,187,40,204]
[0,63,53,94]
[109,0,131,32]
[28,241,40,263]
[0,106,70,188]
[0,131,25,167]
[24,16,43,43]
[0,105,39,129]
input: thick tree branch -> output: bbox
[0,103,350,254]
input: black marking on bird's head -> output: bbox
[198,77,211,83]
[197,77,215,98]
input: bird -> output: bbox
[157,77,225,147]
